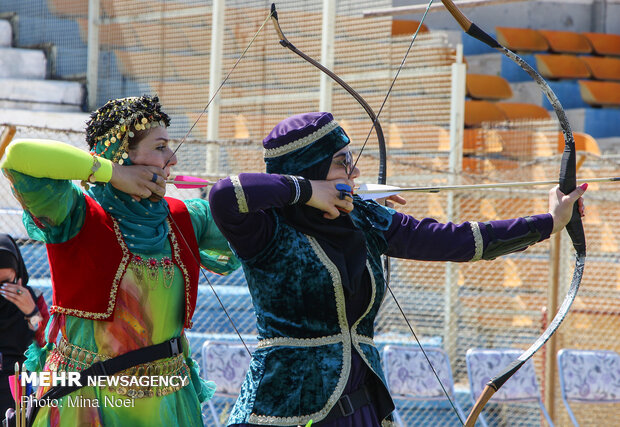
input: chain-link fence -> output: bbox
[2,0,620,425]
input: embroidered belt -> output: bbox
[48,338,190,398]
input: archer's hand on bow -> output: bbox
[549,183,587,234]
[307,179,355,219]
[110,163,167,202]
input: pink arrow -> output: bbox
[166,175,213,189]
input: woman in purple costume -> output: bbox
[208,112,585,427]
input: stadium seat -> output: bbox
[534,54,591,80]
[466,348,554,427]
[496,27,549,52]
[48,0,89,16]
[578,80,620,107]
[392,19,429,36]
[201,341,254,427]
[383,345,467,427]
[538,30,592,54]
[556,131,601,156]
[495,103,551,121]
[461,157,520,174]
[463,128,503,154]
[583,32,620,57]
[580,56,620,81]
[494,129,555,158]
[387,122,451,151]
[466,74,513,101]
[542,80,589,109]
[464,100,507,127]
[557,349,620,426]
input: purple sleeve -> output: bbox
[384,212,554,261]
[208,173,294,259]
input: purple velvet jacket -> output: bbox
[208,173,553,426]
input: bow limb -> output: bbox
[270,4,387,185]
[439,0,586,424]
[0,125,17,160]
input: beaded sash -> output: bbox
[47,338,190,398]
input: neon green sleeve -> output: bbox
[1,139,113,182]
[0,139,113,243]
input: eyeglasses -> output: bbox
[334,151,354,175]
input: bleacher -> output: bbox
[465,26,620,151]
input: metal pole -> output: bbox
[207,0,225,174]
[319,0,336,112]
[449,44,465,179]
[544,231,561,423]
[86,0,100,111]
[444,44,466,365]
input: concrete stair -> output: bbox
[0,20,10,47]
[0,78,84,112]
[0,47,46,79]
[0,19,85,114]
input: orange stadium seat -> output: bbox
[579,80,620,107]
[556,132,601,156]
[534,54,591,80]
[492,129,555,158]
[462,157,520,174]
[538,30,592,54]
[48,0,88,16]
[391,19,429,36]
[466,74,513,101]
[387,122,450,151]
[496,27,549,52]
[463,128,503,154]
[464,100,507,127]
[581,56,620,81]
[583,32,620,57]
[495,103,551,121]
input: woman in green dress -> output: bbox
[1,95,239,426]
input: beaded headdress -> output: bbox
[86,95,171,164]
[263,112,349,175]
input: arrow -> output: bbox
[166,175,213,189]
[356,176,616,199]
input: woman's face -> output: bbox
[128,126,177,177]
[325,146,360,183]
[0,267,17,285]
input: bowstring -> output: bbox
[158,9,275,356]
[345,1,465,424]
[165,8,274,166]
[348,0,435,178]
[166,211,252,356]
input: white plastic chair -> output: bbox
[557,349,620,426]
[201,341,254,427]
[382,345,467,426]
[466,348,553,427]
